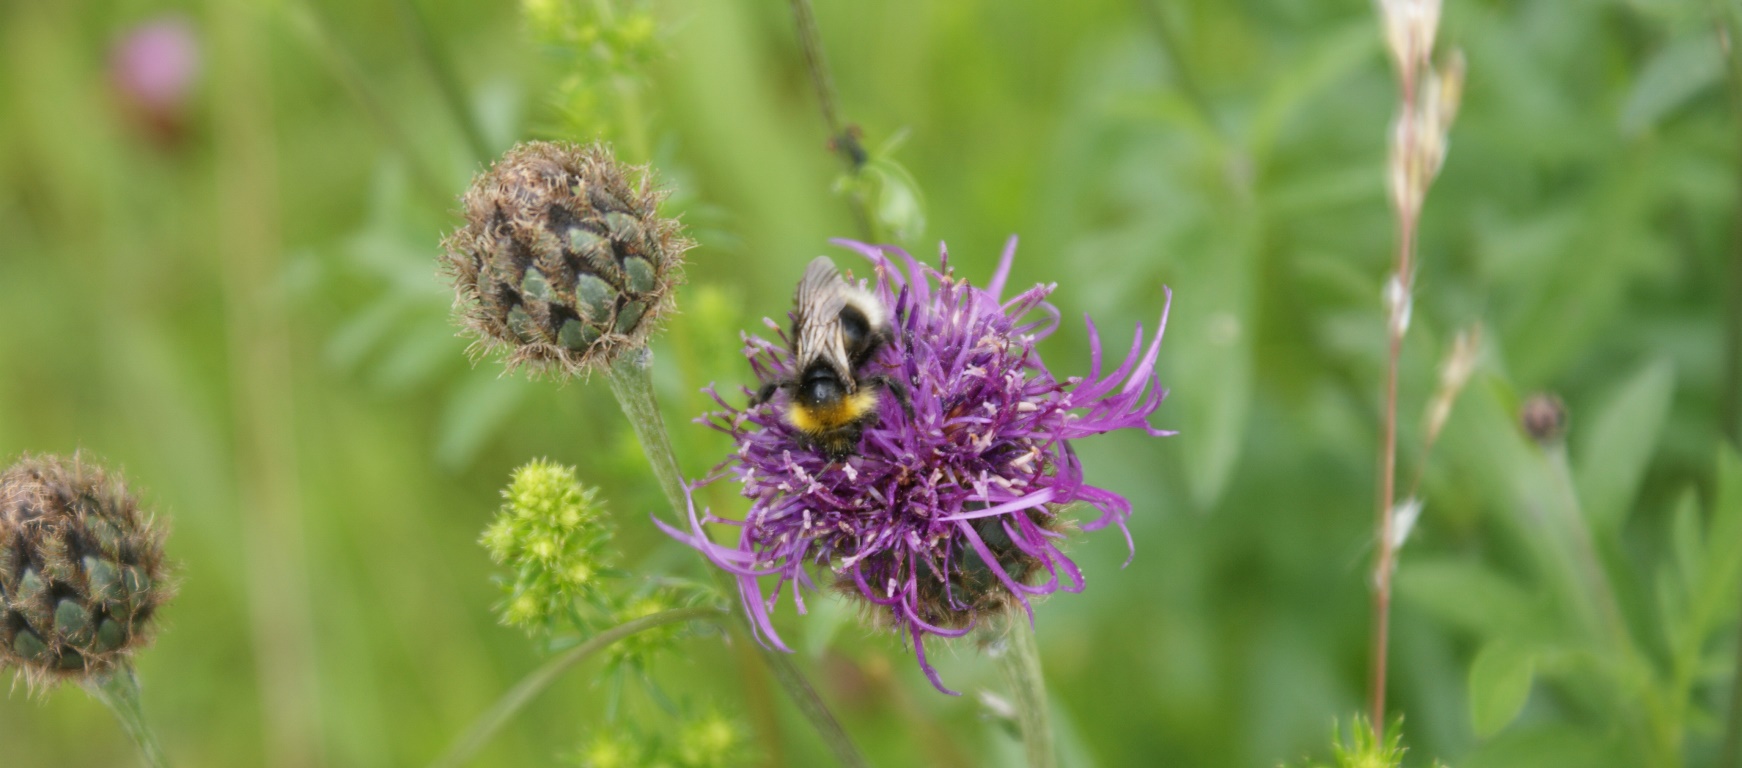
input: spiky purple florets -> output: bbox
[660,237,1172,693]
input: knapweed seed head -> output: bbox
[0,454,171,687]
[662,237,1172,693]
[482,460,614,632]
[442,141,691,379]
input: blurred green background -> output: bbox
[2,0,1739,766]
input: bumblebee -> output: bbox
[754,257,907,459]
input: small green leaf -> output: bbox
[1619,33,1723,136]
[1470,640,1535,737]
[1687,445,1742,640]
[1669,489,1702,599]
[1461,724,1625,768]
[1397,558,1536,638]
[1573,359,1674,533]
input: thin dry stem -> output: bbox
[1371,27,1422,742]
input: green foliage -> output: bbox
[601,589,685,671]
[831,129,928,243]
[524,0,668,151]
[1467,641,1534,738]
[1403,376,1742,765]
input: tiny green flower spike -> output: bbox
[442,141,693,379]
[481,459,615,633]
[0,454,171,688]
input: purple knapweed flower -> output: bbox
[659,237,1172,693]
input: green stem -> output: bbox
[430,606,727,768]
[1716,7,1742,763]
[282,0,452,209]
[605,348,689,516]
[602,348,869,768]
[993,616,1056,768]
[1544,446,1670,764]
[1135,0,1219,134]
[393,0,492,162]
[785,0,877,242]
[84,666,169,768]
[759,643,867,768]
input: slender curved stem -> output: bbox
[785,0,877,241]
[282,0,452,210]
[759,644,867,768]
[1135,0,1219,133]
[392,0,491,162]
[993,617,1056,768]
[85,666,169,768]
[430,606,727,768]
[1369,25,1423,744]
[603,349,869,768]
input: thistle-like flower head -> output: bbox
[0,454,171,686]
[662,237,1172,693]
[442,141,692,379]
[481,460,614,632]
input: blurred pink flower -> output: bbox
[110,17,199,142]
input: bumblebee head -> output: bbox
[837,285,888,368]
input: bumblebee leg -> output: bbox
[750,380,784,407]
[870,375,914,420]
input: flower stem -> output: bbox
[605,348,690,516]
[281,0,452,209]
[1003,616,1052,766]
[603,348,869,768]
[994,616,1056,768]
[785,0,877,242]
[1717,8,1742,765]
[1370,22,1424,743]
[84,666,169,768]
[392,0,491,163]
[430,606,727,768]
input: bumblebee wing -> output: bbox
[792,256,851,379]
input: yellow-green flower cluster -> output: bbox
[568,709,748,768]
[481,460,614,632]
[603,590,682,670]
[671,710,745,768]
[1293,717,1447,768]
[520,0,665,144]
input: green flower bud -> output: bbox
[673,709,747,768]
[603,592,680,670]
[1520,392,1568,445]
[481,460,615,633]
[0,454,172,687]
[442,141,692,379]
